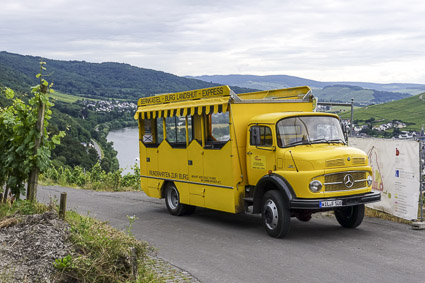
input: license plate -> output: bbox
[320,200,343,208]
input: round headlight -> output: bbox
[309,180,323,193]
[367,175,373,186]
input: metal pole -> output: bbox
[350,98,354,136]
[420,140,423,221]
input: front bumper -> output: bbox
[290,191,381,210]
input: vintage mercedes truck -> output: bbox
[134,85,380,238]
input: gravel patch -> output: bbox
[0,210,200,282]
[0,211,72,282]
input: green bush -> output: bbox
[40,162,141,192]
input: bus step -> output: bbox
[243,197,254,204]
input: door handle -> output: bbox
[247,151,252,155]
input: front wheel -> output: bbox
[334,204,365,228]
[165,183,195,216]
[262,190,290,238]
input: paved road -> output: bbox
[91,138,103,159]
[37,185,425,283]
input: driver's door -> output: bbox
[246,125,276,185]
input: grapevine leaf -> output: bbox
[4,88,15,99]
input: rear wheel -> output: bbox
[165,183,196,216]
[334,204,365,228]
[262,190,290,238]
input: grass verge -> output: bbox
[0,200,164,282]
[57,211,160,282]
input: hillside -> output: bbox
[313,85,411,104]
[341,93,425,130]
[189,74,325,90]
[189,74,425,101]
[0,51,253,100]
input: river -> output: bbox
[106,127,139,174]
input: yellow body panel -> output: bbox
[276,144,372,198]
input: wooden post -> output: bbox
[130,247,138,280]
[59,192,67,219]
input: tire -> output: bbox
[262,190,290,238]
[334,204,365,228]
[165,183,195,216]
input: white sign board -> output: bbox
[350,137,420,220]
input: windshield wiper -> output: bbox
[327,138,346,144]
[309,138,346,144]
[310,138,328,144]
[287,138,311,147]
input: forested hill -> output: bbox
[0,51,253,100]
[313,85,411,104]
[190,74,425,95]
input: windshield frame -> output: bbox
[276,115,346,148]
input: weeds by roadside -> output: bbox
[0,200,179,282]
[40,162,141,192]
[56,210,161,282]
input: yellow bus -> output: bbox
[134,85,380,238]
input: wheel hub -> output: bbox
[167,187,179,209]
[264,199,278,230]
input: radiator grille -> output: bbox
[352,157,366,165]
[324,171,367,192]
[326,158,345,167]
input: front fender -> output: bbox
[252,174,296,213]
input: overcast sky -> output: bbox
[1,0,425,84]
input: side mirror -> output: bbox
[341,123,349,142]
[250,126,261,146]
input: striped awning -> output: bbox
[134,97,230,119]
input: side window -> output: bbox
[204,112,230,149]
[165,116,187,147]
[141,118,163,147]
[210,112,230,141]
[250,126,273,147]
[142,119,154,144]
[140,114,192,148]
[157,117,164,143]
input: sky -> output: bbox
[1,0,425,84]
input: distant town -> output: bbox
[78,99,137,113]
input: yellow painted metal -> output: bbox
[238,86,311,100]
[200,114,205,148]
[203,142,234,212]
[185,116,189,146]
[138,85,231,106]
[135,85,372,215]
[162,118,167,140]
[246,124,277,185]
[273,144,372,198]
[134,97,230,119]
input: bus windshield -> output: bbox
[276,116,345,147]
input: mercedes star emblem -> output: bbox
[344,174,354,188]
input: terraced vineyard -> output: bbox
[341,93,425,130]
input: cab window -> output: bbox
[250,126,273,147]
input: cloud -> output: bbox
[1,0,425,83]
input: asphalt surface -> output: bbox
[37,185,425,283]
